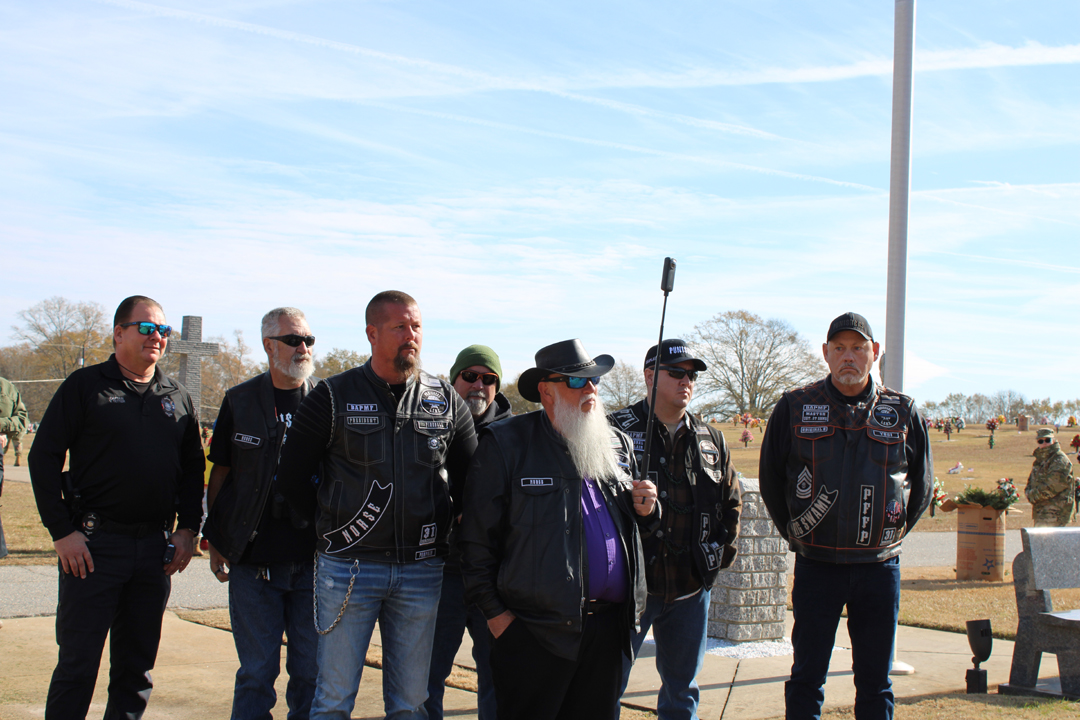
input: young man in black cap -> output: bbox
[609,339,742,720]
[460,339,658,720]
[759,312,933,720]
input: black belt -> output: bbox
[587,600,617,615]
[79,512,165,538]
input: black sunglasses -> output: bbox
[659,365,699,382]
[540,376,601,389]
[268,334,315,348]
[1037,438,1052,444]
[119,321,172,338]
[459,370,498,386]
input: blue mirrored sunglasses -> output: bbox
[540,375,602,389]
[119,321,172,338]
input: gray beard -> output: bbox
[277,355,314,382]
[552,392,620,480]
[465,395,489,416]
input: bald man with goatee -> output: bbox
[460,339,659,720]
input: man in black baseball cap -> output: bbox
[758,313,933,720]
[460,339,658,720]
[610,339,742,719]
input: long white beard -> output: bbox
[552,392,620,480]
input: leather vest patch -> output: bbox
[323,481,393,554]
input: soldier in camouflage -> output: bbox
[1025,428,1077,527]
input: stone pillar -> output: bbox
[708,477,788,643]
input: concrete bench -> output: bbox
[1000,527,1080,699]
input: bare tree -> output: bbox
[502,373,541,415]
[12,297,111,379]
[598,360,646,411]
[990,389,1027,421]
[941,392,967,419]
[687,310,825,418]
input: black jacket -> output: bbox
[459,410,652,661]
[609,400,742,588]
[759,376,933,563]
[277,362,477,563]
[202,372,318,564]
[28,355,205,540]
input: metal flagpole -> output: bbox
[886,0,917,677]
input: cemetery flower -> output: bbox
[986,418,999,433]
[931,477,948,508]
[740,429,754,447]
[954,480,1020,512]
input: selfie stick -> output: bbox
[637,257,676,483]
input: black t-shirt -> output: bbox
[209,385,314,565]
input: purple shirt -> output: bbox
[581,476,629,602]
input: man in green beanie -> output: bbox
[1025,428,1077,527]
[426,344,513,720]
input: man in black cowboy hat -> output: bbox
[460,339,659,720]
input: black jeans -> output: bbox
[46,530,171,720]
[490,608,625,720]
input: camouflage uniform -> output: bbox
[1025,439,1077,527]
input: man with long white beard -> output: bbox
[460,339,659,720]
[203,306,320,720]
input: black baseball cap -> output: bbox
[827,312,874,341]
[643,339,707,372]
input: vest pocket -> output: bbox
[344,417,386,466]
[413,419,449,469]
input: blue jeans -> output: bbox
[619,588,710,720]
[311,554,444,720]
[786,556,900,720]
[425,570,496,720]
[228,560,318,720]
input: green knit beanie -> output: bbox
[450,345,503,391]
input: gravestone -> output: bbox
[168,316,219,418]
[709,477,788,642]
[1018,415,1031,432]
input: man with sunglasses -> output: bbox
[426,345,512,720]
[277,290,477,720]
[609,339,742,720]
[460,339,658,720]
[29,295,205,719]
[758,312,932,720]
[1025,428,1076,527]
[202,307,319,719]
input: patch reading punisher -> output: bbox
[323,481,393,554]
[699,440,719,466]
[788,487,838,538]
[885,499,902,523]
[872,404,899,428]
[161,396,176,418]
[857,485,874,546]
[420,390,448,415]
[795,466,813,500]
[801,404,829,423]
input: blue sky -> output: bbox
[2,0,1078,405]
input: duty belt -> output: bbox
[79,512,166,538]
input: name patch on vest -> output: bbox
[628,431,645,453]
[797,425,830,436]
[802,404,829,423]
[879,395,901,404]
[699,513,720,571]
[323,481,393,554]
[857,485,875,546]
[416,419,450,430]
[415,549,437,559]
[869,428,901,441]
[233,433,262,447]
[789,487,838,538]
[346,416,380,425]
[521,477,553,487]
[347,403,378,412]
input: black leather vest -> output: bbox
[203,372,317,564]
[783,378,915,563]
[317,363,468,562]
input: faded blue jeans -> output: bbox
[786,555,901,720]
[619,588,711,720]
[311,554,443,720]
[228,560,317,720]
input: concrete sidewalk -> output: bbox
[1,606,1060,719]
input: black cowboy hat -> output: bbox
[518,339,615,403]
